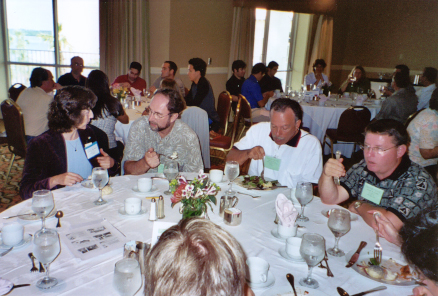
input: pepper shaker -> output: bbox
[149,198,157,221]
[157,195,165,219]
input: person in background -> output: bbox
[416,67,437,110]
[87,70,129,163]
[259,61,283,96]
[185,57,220,132]
[226,59,246,112]
[305,59,330,91]
[407,88,438,183]
[144,218,254,296]
[241,63,270,122]
[57,56,86,86]
[112,61,147,96]
[339,65,371,94]
[384,64,416,97]
[17,67,61,143]
[149,61,185,97]
[20,86,117,200]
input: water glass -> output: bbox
[163,159,179,195]
[33,228,61,289]
[295,182,313,222]
[224,161,239,195]
[327,208,351,257]
[299,233,325,289]
[92,167,109,205]
[32,190,54,231]
[113,258,142,296]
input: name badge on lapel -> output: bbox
[360,182,384,205]
[264,155,281,171]
[84,141,100,159]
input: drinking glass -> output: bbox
[379,85,386,98]
[33,228,61,289]
[350,76,356,88]
[295,182,313,222]
[113,258,142,296]
[32,190,54,231]
[92,167,109,205]
[163,159,179,195]
[224,160,239,195]
[327,208,351,257]
[299,233,325,289]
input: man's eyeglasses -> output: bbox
[360,145,398,155]
[74,63,84,67]
[147,108,171,119]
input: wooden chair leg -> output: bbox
[5,153,16,184]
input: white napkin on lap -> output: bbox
[276,193,298,227]
[0,278,13,295]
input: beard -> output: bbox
[149,118,171,132]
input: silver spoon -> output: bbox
[286,273,297,296]
[337,286,387,296]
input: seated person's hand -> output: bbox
[248,146,265,160]
[369,210,402,246]
[50,172,83,188]
[322,158,346,179]
[119,82,131,88]
[384,88,393,96]
[412,285,434,296]
[145,148,160,169]
[97,148,115,169]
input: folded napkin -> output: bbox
[319,94,328,102]
[130,87,142,97]
[0,278,13,295]
[276,193,298,228]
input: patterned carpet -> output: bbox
[0,145,24,212]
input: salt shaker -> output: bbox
[157,195,165,219]
[149,198,157,221]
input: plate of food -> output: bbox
[235,175,285,190]
[345,248,417,286]
[261,286,329,296]
[321,209,359,221]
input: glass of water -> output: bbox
[163,159,179,195]
[32,190,54,231]
[113,258,142,296]
[295,182,313,222]
[92,167,109,205]
[299,233,325,289]
[224,160,239,195]
[33,228,61,289]
[327,208,351,257]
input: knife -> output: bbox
[3,213,37,219]
[346,241,367,268]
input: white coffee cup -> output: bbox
[246,257,269,284]
[277,222,297,238]
[209,169,223,183]
[124,197,142,215]
[286,237,302,259]
[138,178,152,192]
[1,223,24,246]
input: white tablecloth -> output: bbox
[0,175,413,295]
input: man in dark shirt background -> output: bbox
[226,60,246,111]
[57,56,86,86]
[259,61,283,96]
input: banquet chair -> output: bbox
[216,91,232,135]
[404,108,425,127]
[237,94,253,140]
[1,99,27,184]
[323,106,371,158]
[8,83,27,102]
[210,98,241,161]
[181,106,210,169]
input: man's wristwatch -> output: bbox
[353,201,363,209]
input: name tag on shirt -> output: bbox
[360,182,384,205]
[264,155,281,171]
[84,141,100,159]
[157,164,164,173]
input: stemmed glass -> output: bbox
[224,160,239,195]
[113,258,142,296]
[299,233,325,289]
[327,208,351,257]
[163,159,179,195]
[379,85,386,98]
[295,182,313,222]
[33,228,61,289]
[31,190,54,231]
[350,75,357,88]
[92,167,109,205]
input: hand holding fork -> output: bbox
[373,212,383,264]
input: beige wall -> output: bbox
[330,0,438,89]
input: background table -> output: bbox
[0,174,414,295]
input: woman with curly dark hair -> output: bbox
[86,70,128,162]
[339,65,371,94]
[20,86,117,200]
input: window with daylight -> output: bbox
[4,0,99,86]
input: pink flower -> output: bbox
[204,185,217,195]
[177,176,187,185]
[198,169,208,180]
[194,188,204,199]
[171,184,186,204]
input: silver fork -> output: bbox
[28,253,38,272]
[373,212,383,264]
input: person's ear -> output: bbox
[396,145,407,158]
[170,113,179,123]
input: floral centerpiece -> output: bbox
[111,83,129,101]
[170,170,220,219]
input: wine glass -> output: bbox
[379,85,386,98]
[350,75,357,88]
[299,233,325,289]
[163,159,179,195]
[327,208,351,257]
[33,228,61,289]
[92,167,109,205]
[32,190,54,231]
[113,258,142,296]
[295,182,313,222]
[224,160,239,195]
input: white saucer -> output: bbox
[247,270,275,289]
[0,234,32,249]
[271,228,293,241]
[131,186,159,196]
[278,247,305,263]
[118,207,148,216]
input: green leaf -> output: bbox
[209,195,217,205]
[369,258,380,266]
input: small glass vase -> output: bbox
[181,203,207,220]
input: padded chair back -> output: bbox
[1,99,27,158]
[181,106,210,168]
[228,98,241,148]
[337,106,371,140]
[239,95,252,123]
[405,108,425,127]
[8,83,27,102]
[216,91,232,133]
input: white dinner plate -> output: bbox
[131,186,159,196]
[0,234,32,250]
[278,247,306,263]
[321,209,359,221]
[261,286,330,296]
[118,207,148,216]
[17,208,57,221]
[247,270,275,289]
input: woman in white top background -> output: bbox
[305,59,330,91]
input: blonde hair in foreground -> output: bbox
[144,218,247,296]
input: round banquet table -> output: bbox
[0,174,414,296]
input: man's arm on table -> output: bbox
[226,146,265,166]
[420,146,438,159]
[349,202,404,233]
[318,158,349,204]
